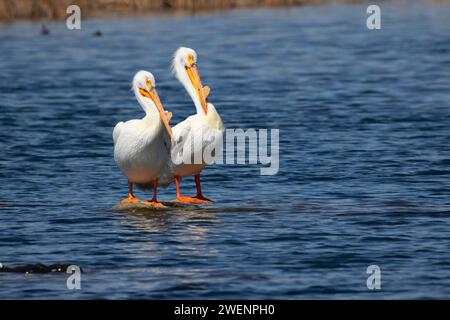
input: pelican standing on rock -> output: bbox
[113,70,173,207]
[167,47,224,203]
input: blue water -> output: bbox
[1,2,450,299]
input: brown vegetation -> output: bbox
[0,0,448,21]
[0,0,372,21]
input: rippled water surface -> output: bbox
[1,2,450,299]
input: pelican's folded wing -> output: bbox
[113,121,124,145]
[172,118,195,164]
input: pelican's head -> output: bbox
[173,47,209,115]
[133,70,173,139]
[175,47,197,68]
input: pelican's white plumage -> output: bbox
[161,47,224,203]
[169,102,224,178]
[113,70,172,205]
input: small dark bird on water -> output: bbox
[93,30,102,37]
[41,24,50,35]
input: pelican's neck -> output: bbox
[174,60,204,115]
[134,87,160,122]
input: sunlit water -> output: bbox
[0,2,450,299]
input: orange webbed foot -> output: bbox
[176,195,203,204]
[121,195,141,203]
[176,195,213,204]
[192,195,214,204]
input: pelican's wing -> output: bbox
[171,117,194,163]
[113,121,124,145]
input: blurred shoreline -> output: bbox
[2,0,448,22]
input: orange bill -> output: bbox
[139,87,173,139]
[186,64,208,114]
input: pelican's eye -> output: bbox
[187,54,195,68]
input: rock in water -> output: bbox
[112,200,198,211]
[0,202,15,206]
[0,263,83,274]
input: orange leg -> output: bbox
[174,175,213,204]
[174,176,202,204]
[192,174,214,203]
[121,180,141,203]
[143,178,164,207]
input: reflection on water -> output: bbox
[117,205,219,236]
[1,2,450,298]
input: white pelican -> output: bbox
[113,70,173,207]
[167,47,224,203]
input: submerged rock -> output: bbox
[112,200,198,211]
